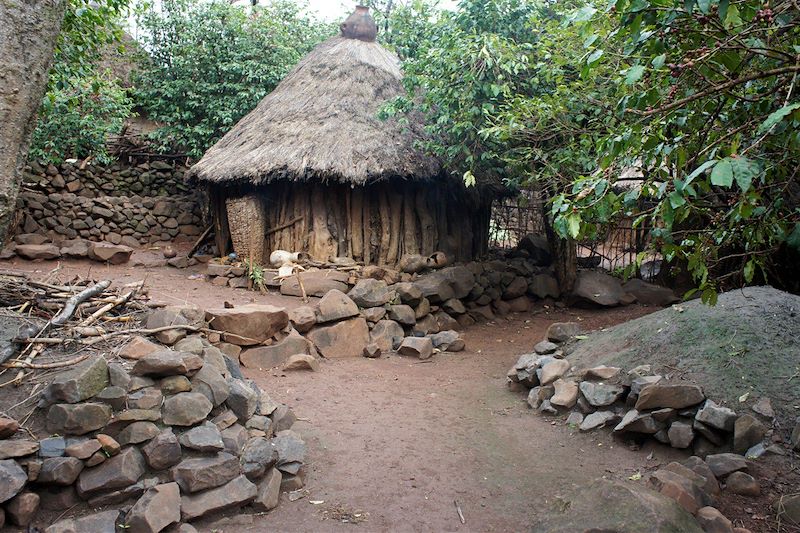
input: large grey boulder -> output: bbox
[571,270,629,307]
[180,475,257,521]
[0,460,27,503]
[623,279,679,306]
[531,479,703,532]
[348,279,391,308]
[41,355,108,405]
[316,289,359,323]
[306,317,369,358]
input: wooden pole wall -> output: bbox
[218,180,492,266]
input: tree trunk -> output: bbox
[539,190,577,295]
[0,0,66,239]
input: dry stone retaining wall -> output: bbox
[15,160,204,245]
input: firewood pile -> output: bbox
[0,271,159,386]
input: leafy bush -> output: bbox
[553,0,800,299]
[29,0,133,164]
[134,0,335,158]
[30,74,133,165]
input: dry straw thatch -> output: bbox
[189,16,441,187]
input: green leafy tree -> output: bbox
[386,0,618,290]
[29,0,134,163]
[554,0,800,299]
[363,0,443,60]
[134,0,335,158]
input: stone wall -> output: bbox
[15,160,204,245]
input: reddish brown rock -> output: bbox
[141,429,182,471]
[696,506,733,533]
[205,304,289,346]
[46,403,112,435]
[239,330,310,369]
[398,336,433,360]
[38,457,84,485]
[283,354,319,372]
[253,468,282,512]
[88,242,133,264]
[649,469,708,515]
[635,383,705,410]
[5,492,40,526]
[161,392,212,426]
[0,440,39,459]
[0,417,19,438]
[15,244,61,260]
[120,336,161,360]
[288,306,316,333]
[172,453,241,493]
[46,509,120,533]
[316,289,359,323]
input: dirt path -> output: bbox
[218,307,682,532]
[1,256,686,532]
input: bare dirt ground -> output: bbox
[0,253,793,532]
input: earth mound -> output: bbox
[565,286,800,425]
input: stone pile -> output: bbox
[507,322,800,531]
[645,454,760,532]
[206,251,677,330]
[10,159,203,246]
[2,234,135,264]
[0,331,305,531]
[508,322,781,458]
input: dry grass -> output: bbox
[188,35,440,186]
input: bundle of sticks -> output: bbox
[0,273,152,386]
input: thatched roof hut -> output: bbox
[189,6,493,265]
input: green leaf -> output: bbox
[757,103,800,134]
[718,0,729,21]
[567,212,581,238]
[710,159,733,187]
[787,223,800,250]
[685,160,716,184]
[651,54,666,69]
[743,259,755,283]
[669,191,686,208]
[587,49,603,65]
[697,0,711,13]
[729,157,759,192]
[573,6,597,21]
[625,65,646,85]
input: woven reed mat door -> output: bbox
[225,194,266,264]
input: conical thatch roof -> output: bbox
[189,8,440,187]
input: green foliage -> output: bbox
[391,0,798,295]
[29,0,134,163]
[388,0,619,203]
[364,0,443,60]
[52,0,130,87]
[30,74,133,165]
[134,0,334,158]
[554,0,800,294]
[243,259,266,293]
